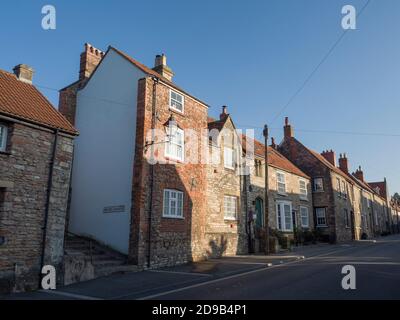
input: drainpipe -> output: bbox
[147,77,159,268]
[39,129,59,287]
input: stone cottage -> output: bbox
[279,118,390,242]
[0,65,78,293]
[241,134,313,252]
[205,108,248,258]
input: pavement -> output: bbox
[2,234,400,300]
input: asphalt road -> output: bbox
[146,235,400,300]
[3,234,400,300]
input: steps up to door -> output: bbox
[63,234,138,285]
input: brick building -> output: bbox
[0,65,78,293]
[60,44,209,268]
[279,118,391,242]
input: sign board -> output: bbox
[103,205,126,214]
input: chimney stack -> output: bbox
[153,54,174,81]
[220,106,229,120]
[284,117,294,139]
[339,153,349,173]
[13,64,34,84]
[271,137,277,149]
[79,43,104,80]
[354,166,364,182]
[321,150,336,167]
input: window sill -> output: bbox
[277,192,288,197]
[316,225,328,228]
[164,156,185,164]
[0,150,11,156]
[224,218,238,222]
[313,190,325,193]
[169,106,185,115]
[162,216,184,220]
[300,197,309,201]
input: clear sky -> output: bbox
[1,0,399,194]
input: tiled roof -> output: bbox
[241,135,309,179]
[109,47,209,108]
[0,70,78,135]
[368,182,387,198]
[207,116,226,132]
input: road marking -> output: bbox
[39,290,103,300]
[148,270,212,277]
[138,245,369,300]
[207,259,273,266]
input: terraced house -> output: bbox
[241,135,313,252]
[279,118,391,242]
[0,65,78,293]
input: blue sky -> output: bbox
[1,0,399,194]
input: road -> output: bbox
[3,234,400,300]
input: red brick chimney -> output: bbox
[220,106,229,120]
[354,166,364,182]
[339,153,349,173]
[284,117,294,139]
[321,150,336,167]
[79,43,104,80]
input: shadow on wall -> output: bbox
[206,236,228,258]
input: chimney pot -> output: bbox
[153,53,174,81]
[13,64,34,84]
[284,117,294,139]
[220,106,229,120]
[79,43,104,80]
[321,149,336,167]
[339,153,349,173]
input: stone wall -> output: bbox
[0,121,74,293]
[245,154,313,252]
[204,118,247,258]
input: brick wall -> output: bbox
[0,121,74,293]
[129,78,208,268]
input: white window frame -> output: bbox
[316,208,327,227]
[165,124,184,161]
[299,179,308,200]
[276,201,293,232]
[169,90,184,113]
[313,178,324,192]
[276,171,287,195]
[224,195,237,220]
[163,189,184,218]
[0,125,8,152]
[224,146,235,170]
[300,206,310,228]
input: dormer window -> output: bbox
[169,90,184,113]
[0,125,8,152]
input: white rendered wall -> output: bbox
[68,50,145,254]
